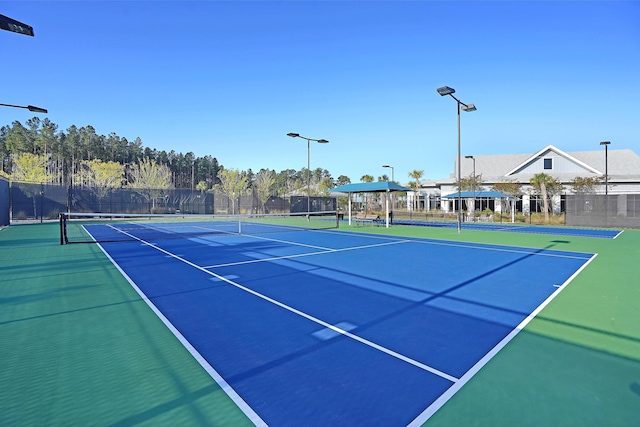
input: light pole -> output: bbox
[382,164,395,210]
[600,141,610,196]
[600,140,611,226]
[287,133,329,214]
[382,164,394,183]
[0,103,47,113]
[437,86,477,233]
[465,155,476,220]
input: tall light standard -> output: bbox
[382,164,394,183]
[437,86,477,233]
[465,155,476,219]
[287,133,329,214]
[600,141,610,196]
[382,164,395,210]
[600,140,611,226]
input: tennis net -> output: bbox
[59,211,339,244]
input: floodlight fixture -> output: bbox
[436,85,477,233]
[27,105,48,113]
[286,132,329,214]
[600,141,610,146]
[0,14,34,37]
[437,86,456,96]
[0,103,47,113]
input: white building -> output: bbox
[409,145,640,217]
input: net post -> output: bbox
[59,213,65,245]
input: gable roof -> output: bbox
[505,145,600,176]
[569,148,640,176]
[453,145,640,184]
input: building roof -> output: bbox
[329,181,412,193]
[449,145,640,185]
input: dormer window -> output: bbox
[543,158,553,170]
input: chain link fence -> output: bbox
[565,194,640,228]
[8,182,336,222]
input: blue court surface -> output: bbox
[392,219,623,239]
[88,223,596,426]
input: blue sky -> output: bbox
[2,1,639,184]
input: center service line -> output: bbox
[108,225,458,383]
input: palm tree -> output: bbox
[361,174,374,212]
[408,169,424,211]
[529,173,562,223]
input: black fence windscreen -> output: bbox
[9,182,336,221]
[565,194,640,228]
[290,196,337,213]
[0,178,9,226]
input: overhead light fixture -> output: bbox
[437,86,456,96]
[0,102,47,113]
[461,103,476,112]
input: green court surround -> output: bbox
[1,222,638,426]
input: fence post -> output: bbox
[59,213,65,245]
[40,183,44,223]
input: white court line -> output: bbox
[313,228,595,259]
[233,232,337,251]
[94,226,267,425]
[404,237,593,260]
[204,250,333,268]
[407,252,599,426]
[97,223,600,424]
[106,225,459,384]
[203,239,411,269]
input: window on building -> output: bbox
[544,158,553,170]
[530,195,544,213]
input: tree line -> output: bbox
[0,117,221,189]
[2,116,600,221]
[0,117,352,197]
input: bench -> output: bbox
[354,213,381,226]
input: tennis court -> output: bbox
[69,215,593,425]
[2,220,639,426]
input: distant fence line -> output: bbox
[8,182,336,222]
[7,182,640,229]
